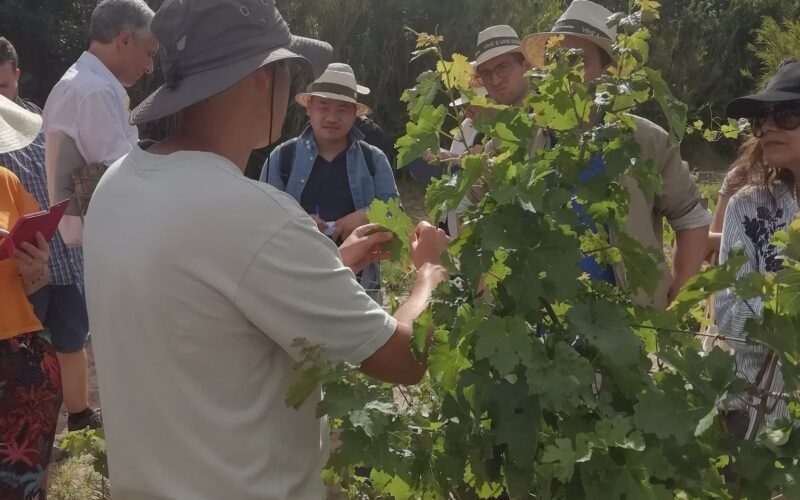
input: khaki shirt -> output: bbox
[617,115,711,308]
[456,114,711,309]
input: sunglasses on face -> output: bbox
[476,61,518,84]
[750,102,800,138]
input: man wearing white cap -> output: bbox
[82,1,447,498]
[442,25,532,159]
[522,0,712,307]
[262,63,399,299]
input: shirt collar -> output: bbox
[77,51,128,102]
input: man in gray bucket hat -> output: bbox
[83,1,449,498]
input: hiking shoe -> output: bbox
[67,407,103,432]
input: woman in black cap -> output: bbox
[716,58,800,438]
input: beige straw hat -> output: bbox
[522,0,616,68]
[296,63,372,116]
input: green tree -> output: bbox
[747,16,800,88]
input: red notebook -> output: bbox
[0,198,70,260]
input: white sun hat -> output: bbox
[0,94,42,154]
[473,25,523,67]
[296,63,372,116]
[522,0,617,68]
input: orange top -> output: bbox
[0,167,43,339]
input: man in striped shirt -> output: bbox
[41,0,158,431]
[0,37,98,430]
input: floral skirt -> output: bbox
[0,331,62,499]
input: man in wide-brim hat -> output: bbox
[262,62,400,300]
[520,0,712,309]
[82,1,448,498]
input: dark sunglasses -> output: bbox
[750,102,800,138]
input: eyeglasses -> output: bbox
[476,61,519,84]
[751,102,800,138]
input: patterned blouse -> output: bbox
[716,181,798,434]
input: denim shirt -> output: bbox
[261,125,399,209]
[260,125,399,302]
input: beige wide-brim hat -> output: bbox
[296,63,372,116]
[0,94,42,154]
[522,0,616,68]
[473,25,523,67]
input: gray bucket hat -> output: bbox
[131,0,332,125]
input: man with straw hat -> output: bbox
[262,62,399,301]
[431,25,532,163]
[521,0,712,307]
[82,1,448,498]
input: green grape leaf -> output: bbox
[593,415,646,451]
[526,342,596,411]
[775,266,800,313]
[541,436,592,482]
[493,393,541,467]
[474,316,532,376]
[645,68,687,143]
[412,308,433,360]
[349,401,395,438]
[568,302,642,366]
[633,387,709,445]
[484,248,512,291]
[366,198,415,260]
[401,70,440,120]
[772,219,800,261]
[396,104,447,167]
[614,231,664,297]
[671,249,748,316]
[429,328,471,392]
[369,469,413,500]
[436,53,474,91]
[425,154,485,223]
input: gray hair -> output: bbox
[89,0,155,44]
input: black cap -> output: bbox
[727,60,800,118]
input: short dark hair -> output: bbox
[0,37,19,70]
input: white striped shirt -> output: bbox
[716,181,798,434]
[43,51,138,165]
[42,51,139,246]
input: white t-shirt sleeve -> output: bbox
[234,215,397,365]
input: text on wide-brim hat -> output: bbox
[727,60,800,118]
[131,0,333,125]
[0,94,42,155]
[521,0,616,69]
[295,63,372,116]
[473,25,523,67]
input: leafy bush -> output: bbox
[288,2,800,498]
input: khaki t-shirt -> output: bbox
[84,147,396,499]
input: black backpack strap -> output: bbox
[358,141,376,177]
[278,138,299,186]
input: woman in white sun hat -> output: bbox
[0,93,61,500]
